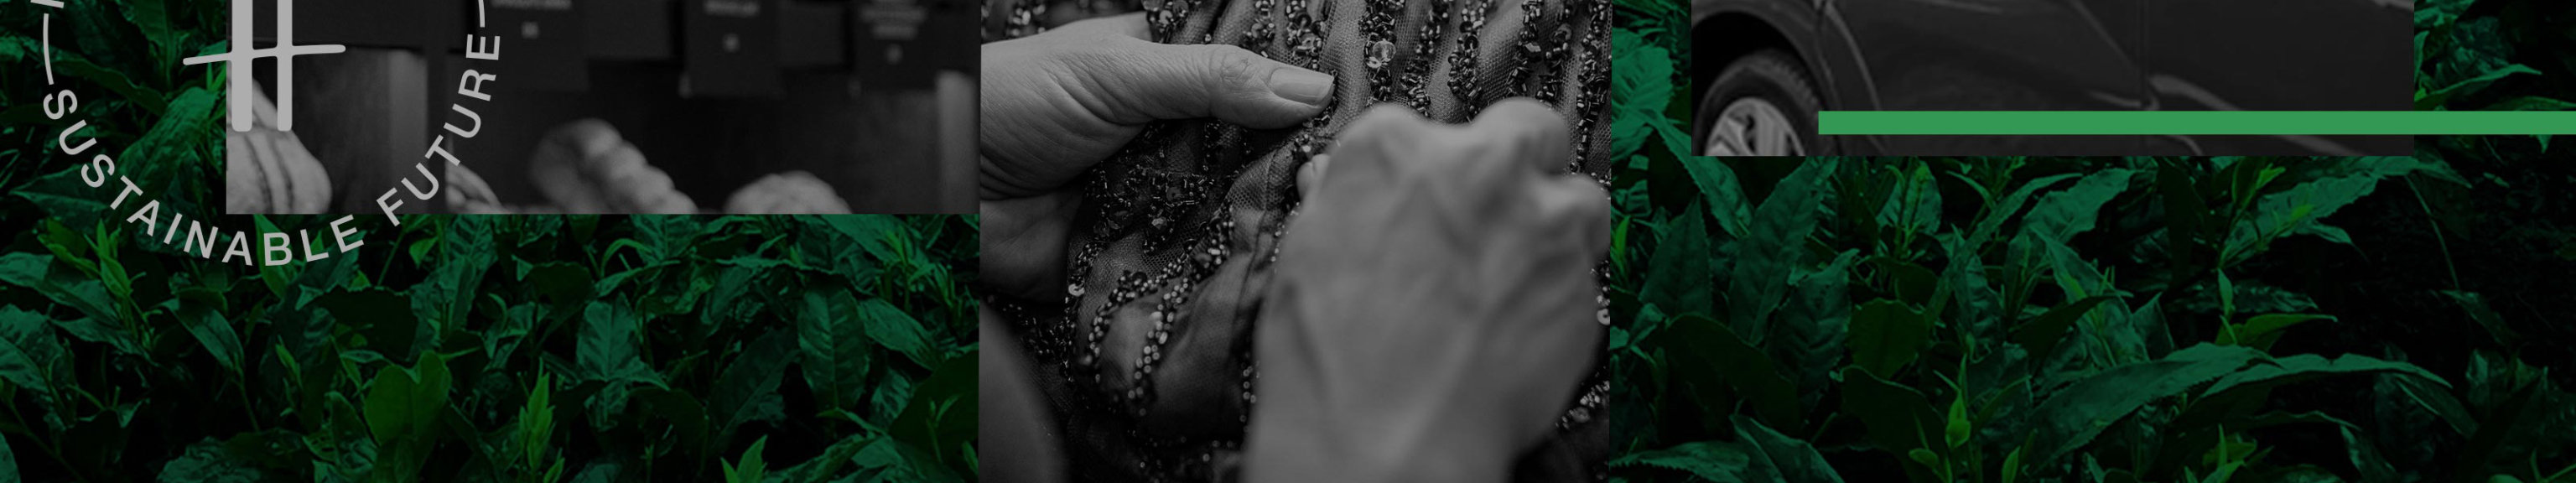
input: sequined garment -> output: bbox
[984,0,1613,481]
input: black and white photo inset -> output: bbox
[979,0,1613,481]
[221,0,977,216]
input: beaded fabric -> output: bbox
[984,0,1612,481]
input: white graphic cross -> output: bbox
[183,0,347,132]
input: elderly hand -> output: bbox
[979,13,1335,299]
[1248,99,1609,483]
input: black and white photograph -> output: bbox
[221,0,977,216]
[1690,0,2413,156]
[977,0,1613,481]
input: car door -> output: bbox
[1820,0,2148,154]
[2144,0,2412,155]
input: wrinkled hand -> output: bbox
[979,13,1334,299]
[1249,100,1609,483]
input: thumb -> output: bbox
[1075,41,1336,128]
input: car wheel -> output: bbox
[1696,49,1826,156]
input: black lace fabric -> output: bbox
[984,0,1613,481]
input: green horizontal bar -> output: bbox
[1818,111,2576,135]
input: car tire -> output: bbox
[1696,49,1828,156]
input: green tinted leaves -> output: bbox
[1850,299,1929,376]
[1728,159,1839,340]
[800,289,875,412]
[1643,203,1715,319]
[721,436,769,483]
[2215,314,2333,351]
[365,351,453,481]
[2019,169,2132,242]
[2030,345,2261,467]
[1668,314,1801,430]
[171,287,244,373]
[577,302,656,386]
[1613,441,1753,482]
[859,298,936,369]
[712,330,797,441]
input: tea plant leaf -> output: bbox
[1841,366,1945,483]
[722,436,769,483]
[2215,314,2333,351]
[1776,250,1857,406]
[157,439,264,482]
[1643,203,1716,319]
[1728,159,1839,341]
[2021,169,2133,242]
[1610,440,1753,482]
[1668,314,1801,430]
[1850,299,1930,377]
[2440,291,2519,348]
[1735,414,1849,483]
[0,430,15,480]
[712,330,797,441]
[800,288,875,412]
[2012,296,2118,363]
[365,351,454,480]
[1877,162,1942,239]
[2201,353,2446,401]
[2029,344,2262,467]
[2223,164,2421,265]
[172,287,244,373]
[893,351,979,474]
[0,306,68,401]
[577,301,657,386]
[860,298,936,369]
[1682,160,1752,239]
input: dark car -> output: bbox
[1692,0,2412,156]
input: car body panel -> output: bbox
[1693,0,2410,156]
[2145,0,2412,154]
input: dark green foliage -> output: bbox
[1607,158,2574,483]
[4,0,979,480]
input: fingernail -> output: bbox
[1269,68,1334,107]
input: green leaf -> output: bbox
[1643,203,1716,319]
[2029,344,2262,467]
[1849,299,1929,376]
[172,287,245,373]
[2012,296,2119,362]
[723,436,769,483]
[2419,65,2540,111]
[893,351,979,474]
[1876,162,1941,238]
[1841,366,1945,483]
[1611,441,1753,482]
[2215,314,2333,351]
[157,439,264,482]
[1733,414,1848,483]
[799,288,875,412]
[1965,174,2082,249]
[1668,314,1801,430]
[1682,160,1753,239]
[2440,290,2518,348]
[1775,250,1857,406]
[2480,96,2576,112]
[859,298,936,368]
[2200,353,2447,401]
[0,428,16,481]
[1727,159,1839,341]
[0,306,68,402]
[711,330,797,441]
[577,301,657,386]
[2020,169,2133,242]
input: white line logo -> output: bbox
[183,0,346,132]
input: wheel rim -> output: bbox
[1703,97,1805,156]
